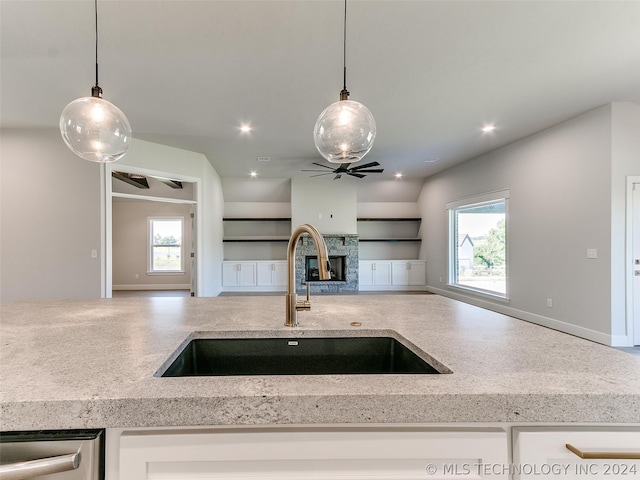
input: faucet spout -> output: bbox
[285,224,330,327]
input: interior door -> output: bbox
[190,207,197,297]
[633,183,640,345]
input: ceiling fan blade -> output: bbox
[349,161,380,171]
[310,173,333,177]
[347,172,366,179]
[334,174,342,180]
[312,162,337,170]
[351,169,384,173]
[301,169,334,172]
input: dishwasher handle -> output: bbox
[0,451,80,480]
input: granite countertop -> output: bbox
[1,294,639,431]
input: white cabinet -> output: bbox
[257,261,287,287]
[359,260,392,287]
[222,261,257,287]
[223,261,286,291]
[513,427,640,480]
[392,261,426,286]
[117,426,508,480]
[360,260,425,291]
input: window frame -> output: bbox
[148,216,185,275]
[447,190,510,301]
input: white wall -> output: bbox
[112,199,192,290]
[0,129,102,302]
[419,105,615,343]
[419,103,640,345]
[291,178,357,234]
[116,139,224,296]
[611,102,640,340]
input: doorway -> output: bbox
[104,166,199,298]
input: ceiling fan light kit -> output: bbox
[313,0,376,164]
[59,0,131,163]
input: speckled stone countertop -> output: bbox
[1,294,639,431]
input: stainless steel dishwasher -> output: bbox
[0,429,103,480]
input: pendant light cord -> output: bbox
[92,0,102,97]
[340,0,349,100]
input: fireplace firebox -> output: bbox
[305,255,346,282]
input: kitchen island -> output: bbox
[1,294,639,430]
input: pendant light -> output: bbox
[59,0,131,163]
[313,0,376,164]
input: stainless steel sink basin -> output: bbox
[157,334,449,376]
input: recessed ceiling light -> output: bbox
[250,171,258,177]
[481,124,496,133]
[395,173,402,179]
[240,124,252,133]
[424,158,440,163]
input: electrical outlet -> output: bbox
[90,249,98,258]
[547,298,553,308]
[587,248,598,259]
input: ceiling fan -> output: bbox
[302,161,384,180]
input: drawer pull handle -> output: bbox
[0,451,80,480]
[566,443,640,460]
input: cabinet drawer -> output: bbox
[513,427,640,480]
[119,426,508,479]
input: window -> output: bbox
[149,217,184,273]
[448,191,508,298]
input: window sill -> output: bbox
[447,284,510,304]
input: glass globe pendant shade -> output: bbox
[59,95,132,163]
[313,99,376,164]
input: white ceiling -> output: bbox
[2,0,639,182]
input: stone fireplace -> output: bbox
[295,234,358,293]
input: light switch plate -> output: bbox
[586,248,598,259]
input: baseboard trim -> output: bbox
[426,286,612,346]
[113,284,191,291]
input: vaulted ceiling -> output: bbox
[2,1,639,181]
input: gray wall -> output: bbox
[112,199,192,290]
[0,130,225,301]
[418,103,640,344]
[1,129,102,302]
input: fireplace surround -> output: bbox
[295,234,358,293]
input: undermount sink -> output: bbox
[158,334,450,377]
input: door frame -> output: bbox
[626,176,640,345]
[101,164,200,298]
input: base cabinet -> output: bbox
[513,427,640,480]
[222,261,286,291]
[359,260,426,291]
[115,426,508,479]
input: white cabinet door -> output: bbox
[372,261,392,286]
[392,261,410,285]
[359,261,375,286]
[272,261,288,287]
[256,261,287,287]
[392,261,426,286]
[256,262,273,286]
[119,426,508,480]
[513,427,640,480]
[222,262,240,287]
[237,262,256,286]
[222,262,256,287]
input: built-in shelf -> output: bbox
[223,218,292,260]
[223,218,291,222]
[357,218,421,222]
[223,237,289,242]
[358,238,421,242]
